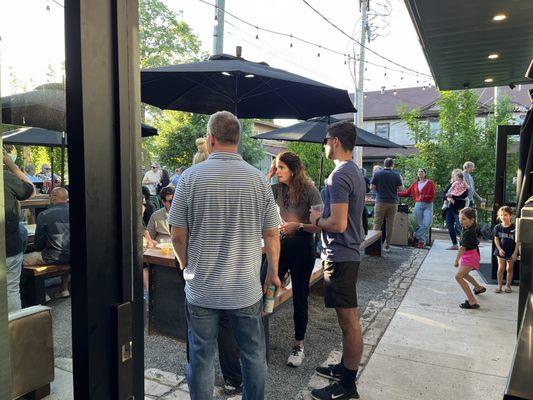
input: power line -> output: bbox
[299,0,432,78]
[50,0,64,8]
[197,0,431,80]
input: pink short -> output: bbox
[460,249,480,269]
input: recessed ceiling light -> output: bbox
[484,78,494,83]
[244,74,255,78]
[488,53,499,59]
[493,14,507,21]
[221,72,231,76]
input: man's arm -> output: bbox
[311,203,348,233]
[171,226,188,269]
[262,227,281,294]
[3,150,36,199]
[27,216,46,252]
[369,184,376,191]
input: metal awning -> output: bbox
[404,0,533,90]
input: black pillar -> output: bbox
[65,0,143,398]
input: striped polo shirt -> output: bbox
[168,152,280,309]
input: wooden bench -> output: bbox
[22,264,70,307]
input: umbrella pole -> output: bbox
[50,148,55,192]
[60,132,65,187]
[318,156,324,190]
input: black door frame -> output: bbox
[492,125,521,280]
[65,0,143,398]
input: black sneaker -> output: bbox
[223,380,243,396]
[315,363,343,381]
[311,382,359,400]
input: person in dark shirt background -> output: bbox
[24,187,70,298]
[3,147,35,312]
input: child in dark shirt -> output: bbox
[454,207,486,309]
[493,206,520,293]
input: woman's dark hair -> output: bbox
[142,186,150,202]
[161,169,170,180]
[460,207,477,221]
[276,151,312,206]
[417,168,427,181]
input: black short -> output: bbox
[323,261,359,308]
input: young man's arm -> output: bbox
[312,203,348,233]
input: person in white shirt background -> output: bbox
[142,162,162,195]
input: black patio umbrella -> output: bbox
[252,116,403,148]
[1,83,66,131]
[141,54,356,119]
[252,116,403,188]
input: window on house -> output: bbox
[428,117,439,138]
[375,123,390,139]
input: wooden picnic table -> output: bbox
[20,195,50,224]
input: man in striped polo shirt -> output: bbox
[168,111,281,400]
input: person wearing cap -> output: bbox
[37,163,61,185]
[142,162,162,195]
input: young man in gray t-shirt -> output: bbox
[310,121,365,400]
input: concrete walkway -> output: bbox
[357,239,518,400]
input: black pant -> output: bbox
[278,232,316,341]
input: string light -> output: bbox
[384,67,387,77]
[255,27,259,40]
[317,46,321,58]
[197,0,433,80]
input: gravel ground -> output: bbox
[50,246,418,399]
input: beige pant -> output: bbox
[373,202,397,246]
[23,251,45,266]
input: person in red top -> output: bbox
[398,168,436,248]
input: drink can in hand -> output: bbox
[263,284,276,313]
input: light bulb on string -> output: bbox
[416,75,419,84]
[317,46,321,58]
[384,67,387,77]
[290,35,293,48]
[344,54,347,65]
[255,27,259,40]
[364,63,367,72]
[400,72,404,81]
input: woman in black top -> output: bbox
[142,185,154,226]
[443,169,469,250]
[156,169,170,195]
[266,152,322,368]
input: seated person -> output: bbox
[147,186,173,243]
[24,187,70,298]
[24,164,42,183]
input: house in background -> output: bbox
[335,84,532,173]
[254,84,532,175]
[252,120,286,173]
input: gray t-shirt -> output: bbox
[370,168,403,203]
[321,161,365,262]
[463,172,475,201]
[271,183,322,223]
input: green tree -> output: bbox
[395,90,513,222]
[287,142,334,186]
[150,112,264,169]
[139,0,205,169]
[139,0,203,69]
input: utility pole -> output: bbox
[212,0,225,55]
[353,0,369,168]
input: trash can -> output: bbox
[390,203,410,246]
